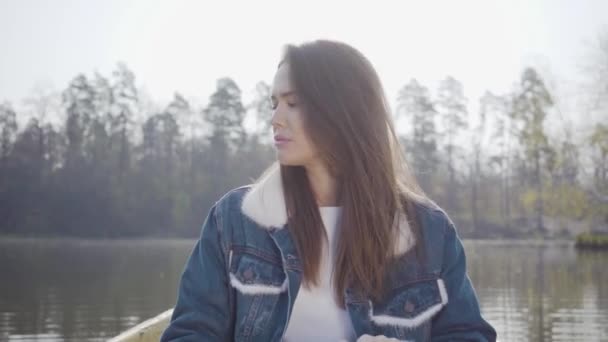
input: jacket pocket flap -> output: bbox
[369,278,448,329]
[229,251,287,295]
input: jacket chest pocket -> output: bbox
[368,277,448,341]
[228,248,287,341]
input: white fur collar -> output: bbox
[241,163,416,255]
[241,163,288,229]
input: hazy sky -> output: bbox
[1,0,607,124]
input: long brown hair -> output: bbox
[273,40,428,307]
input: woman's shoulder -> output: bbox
[213,184,254,216]
[410,199,456,238]
[213,181,287,231]
[406,199,463,269]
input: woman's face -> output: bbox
[270,63,319,167]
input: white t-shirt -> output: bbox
[283,206,357,342]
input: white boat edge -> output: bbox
[108,309,173,342]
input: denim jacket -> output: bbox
[161,166,497,341]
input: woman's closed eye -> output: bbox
[270,100,298,110]
[270,97,277,110]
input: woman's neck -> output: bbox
[305,161,339,207]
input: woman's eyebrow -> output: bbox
[270,91,296,99]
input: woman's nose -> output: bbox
[271,108,285,129]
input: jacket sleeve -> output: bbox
[161,204,233,341]
[431,216,497,342]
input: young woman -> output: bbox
[161,40,497,342]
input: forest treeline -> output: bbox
[1,46,607,239]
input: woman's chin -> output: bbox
[277,159,297,166]
[276,154,303,167]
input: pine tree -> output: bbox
[511,68,553,233]
[396,79,439,193]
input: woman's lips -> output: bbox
[274,135,291,147]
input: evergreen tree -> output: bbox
[511,68,553,233]
[396,79,439,193]
[437,76,468,210]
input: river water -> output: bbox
[0,239,606,341]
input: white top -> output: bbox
[283,206,357,342]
